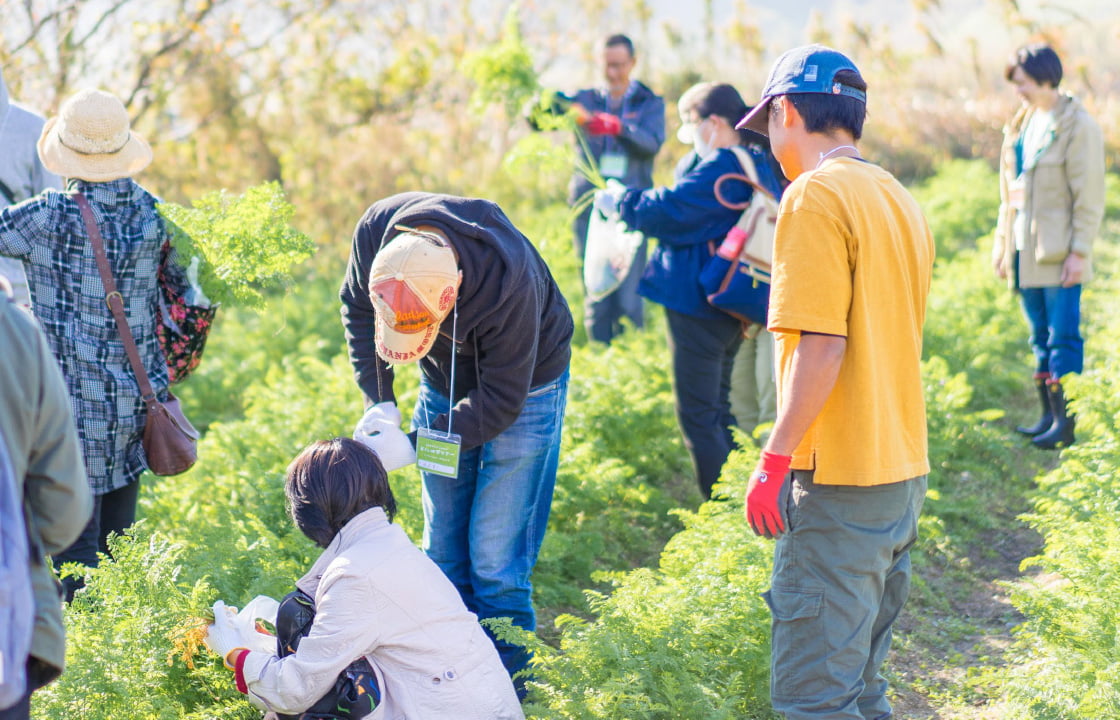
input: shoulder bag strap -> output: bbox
[727,145,775,200]
[714,146,776,210]
[73,192,157,403]
[0,178,17,205]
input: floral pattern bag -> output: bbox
[156,243,217,384]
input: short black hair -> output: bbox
[285,437,398,548]
[1005,43,1063,88]
[605,34,634,57]
[786,69,868,141]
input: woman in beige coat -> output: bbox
[205,438,524,720]
[993,43,1105,449]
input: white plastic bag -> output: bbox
[229,595,280,655]
[583,210,645,302]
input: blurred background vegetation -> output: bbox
[3,0,1118,272]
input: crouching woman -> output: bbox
[206,437,524,719]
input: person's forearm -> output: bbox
[764,333,847,457]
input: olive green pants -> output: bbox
[729,328,775,438]
[764,471,927,720]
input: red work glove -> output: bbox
[583,112,622,136]
[745,451,792,539]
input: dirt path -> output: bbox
[890,509,1045,717]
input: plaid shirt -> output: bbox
[0,178,188,494]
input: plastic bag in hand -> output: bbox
[583,206,644,302]
[204,596,279,659]
[354,423,416,472]
[182,256,212,308]
[231,595,281,655]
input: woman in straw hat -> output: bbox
[0,88,192,600]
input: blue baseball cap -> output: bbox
[735,45,866,135]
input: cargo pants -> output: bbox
[765,471,927,720]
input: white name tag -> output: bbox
[599,152,628,179]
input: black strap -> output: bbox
[0,178,17,205]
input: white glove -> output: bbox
[354,402,402,436]
[354,424,416,471]
[354,402,416,471]
[204,600,245,661]
[593,179,627,217]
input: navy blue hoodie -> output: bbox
[566,81,665,203]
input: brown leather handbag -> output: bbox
[75,193,199,476]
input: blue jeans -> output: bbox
[0,691,29,720]
[1019,284,1083,378]
[411,369,569,686]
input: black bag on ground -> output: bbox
[274,588,381,720]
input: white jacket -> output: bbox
[240,507,524,720]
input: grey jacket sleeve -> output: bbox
[30,162,62,196]
[23,311,91,555]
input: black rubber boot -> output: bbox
[1016,374,1053,436]
[1032,381,1076,450]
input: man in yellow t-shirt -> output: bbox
[737,45,934,719]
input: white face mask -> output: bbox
[693,118,716,159]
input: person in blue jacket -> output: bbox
[595,82,784,498]
[532,34,665,345]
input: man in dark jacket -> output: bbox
[340,192,573,696]
[547,34,665,345]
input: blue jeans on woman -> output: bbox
[1019,284,1083,378]
[411,369,569,691]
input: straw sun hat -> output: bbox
[37,89,152,181]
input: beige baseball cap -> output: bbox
[368,227,460,365]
